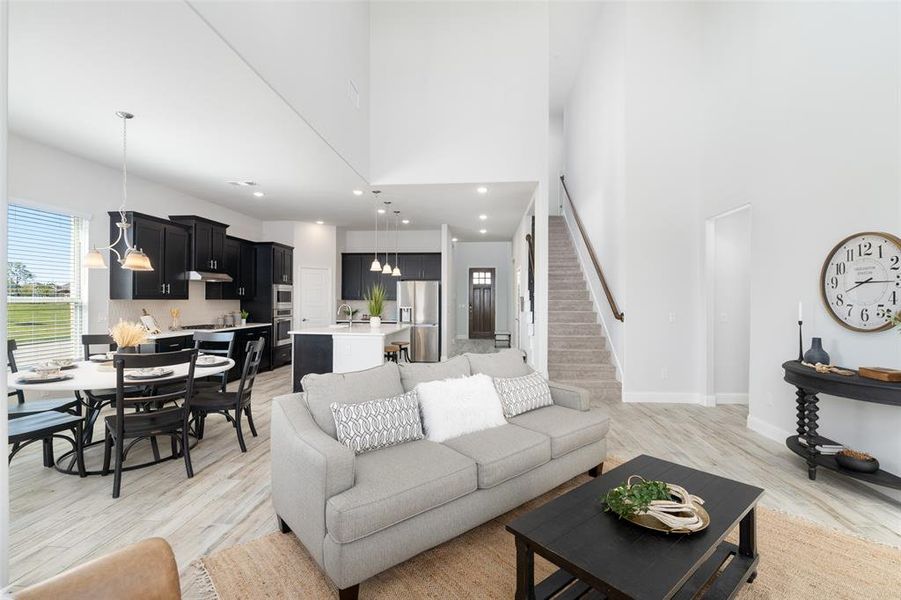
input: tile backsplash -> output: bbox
[338,299,398,321]
[109,282,242,330]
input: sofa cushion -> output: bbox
[302,362,404,439]
[331,390,423,455]
[325,440,477,543]
[417,374,507,443]
[509,405,610,458]
[494,372,554,418]
[398,355,471,392]
[466,349,532,378]
[443,424,550,488]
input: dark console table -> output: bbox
[782,360,901,489]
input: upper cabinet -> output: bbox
[340,253,441,301]
[255,242,294,286]
[169,215,229,272]
[109,212,189,300]
[206,236,256,300]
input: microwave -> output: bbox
[272,284,293,309]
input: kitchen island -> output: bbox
[290,323,411,392]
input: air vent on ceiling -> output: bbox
[227,180,258,187]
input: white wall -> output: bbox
[713,208,751,402]
[370,1,549,188]
[190,0,370,179]
[564,2,901,473]
[453,242,513,339]
[337,228,441,253]
[1,0,10,585]
[441,225,455,359]
[548,114,564,217]
[263,220,338,328]
[8,135,265,333]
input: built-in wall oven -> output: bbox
[273,307,293,347]
[273,284,293,310]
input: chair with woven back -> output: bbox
[192,330,236,393]
[101,348,198,498]
[7,340,81,468]
[190,337,264,452]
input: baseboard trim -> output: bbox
[716,393,749,405]
[622,392,704,404]
[746,415,792,444]
[455,334,468,340]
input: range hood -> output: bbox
[186,270,233,283]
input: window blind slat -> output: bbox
[7,204,86,368]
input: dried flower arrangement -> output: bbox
[110,321,148,349]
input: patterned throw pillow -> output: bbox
[493,372,553,418]
[330,391,423,455]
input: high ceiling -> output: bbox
[8,0,534,236]
[549,1,605,117]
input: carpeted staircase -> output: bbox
[548,216,621,404]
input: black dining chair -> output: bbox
[190,338,264,452]
[8,412,86,477]
[7,340,81,467]
[101,349,198,498]
[193,331,236,393]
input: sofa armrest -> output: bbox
[270,393,355,566]
[548,381,590,411]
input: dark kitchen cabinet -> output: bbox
[169,215,229,273]
[154,335,193,353]
[340,253,442,300]
[227,326,271,382]
[268,244,293,284]
[109,212,189,300]
[206,237,256,300]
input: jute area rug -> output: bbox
[196,458,901,599]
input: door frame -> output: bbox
[298,266,333,327]
[468,267,496,339]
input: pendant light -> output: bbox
[392,210,402,277]
[381,201,393,274]
[369,191,382,271]
[85,112,153,271]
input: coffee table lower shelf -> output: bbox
[529,541,758,600]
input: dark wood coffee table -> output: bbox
[506,455,764,600]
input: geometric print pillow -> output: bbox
[492,372,553,418]
[330,390,423,455]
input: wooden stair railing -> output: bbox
[559,175,624,322]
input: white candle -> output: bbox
[798,301,803,322]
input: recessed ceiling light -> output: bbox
[253,191,264,198]
[451,237,458,242]
[377,208,386,214]
[315,220,324,225]
[353,189,363,196]
[479,229,487,234]
[477,186,488,194]
[227,180,257,187]
[479,214,487,220]
[402,219,410,224]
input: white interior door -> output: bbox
[299,267,332,326]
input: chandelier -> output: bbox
[84,111,153,271]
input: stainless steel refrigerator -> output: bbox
[397,280,440,362]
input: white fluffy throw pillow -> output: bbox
[416,373,507,442]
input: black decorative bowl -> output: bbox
[835,453,879,473]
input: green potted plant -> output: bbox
[240,309,249,326]
[365,283,386,327]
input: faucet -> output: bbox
[337,304,353,330]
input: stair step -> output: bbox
[547,279,586,291]
[555,379,621,393]
[548,349,611,364]
[550,310,597,324]
[549,299,593,312]
[549,336,605,350]
[550,323,603,336]
[549,290,590,302]
[549,364,617,379]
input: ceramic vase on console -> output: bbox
[803,337,830,364]
[370,316,382,327]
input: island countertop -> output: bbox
[145,323,271,340]
[289,323,411,337]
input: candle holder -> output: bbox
[797,320,803,361]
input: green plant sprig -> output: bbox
[603,479,671,519]
[365,283,386,318]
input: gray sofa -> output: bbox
[270,349,610,600]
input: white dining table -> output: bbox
[9,357,235,475]
[8,358,235,392]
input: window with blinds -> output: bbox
[7,203,87,368]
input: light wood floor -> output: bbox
[7,366,900,594]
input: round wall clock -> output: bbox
[820,231,901,332]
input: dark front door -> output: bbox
[469,268,495,339]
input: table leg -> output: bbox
[739,507,758,583]
[804,392,819,480]
[515,538,536,600]
[794,387,806,439]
